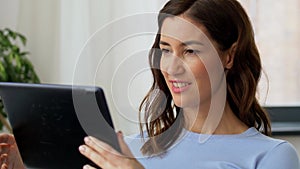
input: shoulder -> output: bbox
[227,128,299,168]
[256,137,299,169]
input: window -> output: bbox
[240,0,300,135]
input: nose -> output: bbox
[161,54,185,76]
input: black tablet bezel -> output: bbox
[0,82,120,169]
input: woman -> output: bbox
[79,0,299,168]
[1,0,299,169]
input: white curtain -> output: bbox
[239,0,300,106]
[13,0,168,134]
[16,0,167,83]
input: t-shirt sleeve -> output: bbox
[257,142,300,169]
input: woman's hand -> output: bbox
[0,133,25,169]
[79,131,145,169]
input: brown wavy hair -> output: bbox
[139,0,271,156]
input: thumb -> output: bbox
[117,131,134,158]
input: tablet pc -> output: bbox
[0,82,120,169]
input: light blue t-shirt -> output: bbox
[126,127,299,169]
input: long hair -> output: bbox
[139,0,271,156]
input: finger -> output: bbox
[0,154,7,165]
[83,164,97,169]
[0,133,8,142]
[117,131,134,158]
[0,134,10,143]
[6,135,15,146]
[82,136,133,168]
[0,134,15,146]
[86,136,121,156]
[1,164,8,169]
[0,144,11,154]
[79,145,109,168]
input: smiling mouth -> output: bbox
[170,81,192,93]
[172,82,190,88]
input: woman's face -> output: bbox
[160,16,225,110]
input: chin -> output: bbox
[173,98,191,108]
[171,90,198,104]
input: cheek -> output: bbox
[160,56,168,73]
[188,61,208,80]
[160,59,168,81]
[160,58,165,73]
[189,61,211,97]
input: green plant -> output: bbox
[0,28,40,132]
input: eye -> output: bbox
[184,49,200,56]
[161,48,172,55]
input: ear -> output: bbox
[223,42,237,69]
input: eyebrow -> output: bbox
[159,40,204,46]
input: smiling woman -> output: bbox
[78,0,300,168]
[0,0,299,169]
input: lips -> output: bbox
[172,82,189,87]
[169,80,191,93]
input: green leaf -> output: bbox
[16,33,27,46]
[2,38,12,49]
[0,28,40,82]
[15,55,22,70]
[20,51,29,56]
[7,28,17,40]
[12,45,20,54]
[0,62,8,81]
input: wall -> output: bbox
[0,0,19,29]
[274,136,300,157]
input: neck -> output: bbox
[183,102,248,135]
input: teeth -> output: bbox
[172,82,189,88]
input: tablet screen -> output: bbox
[0,82,120,169]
